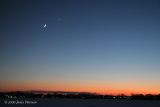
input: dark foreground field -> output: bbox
[0,99,160,107]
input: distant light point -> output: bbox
[57,18,62,21]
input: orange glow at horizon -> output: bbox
[0,82,159,95]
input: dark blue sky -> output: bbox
[1,0,160,93]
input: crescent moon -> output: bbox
[43,24,47,28]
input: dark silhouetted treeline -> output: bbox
[0,91,160,100]
[131,94,160,100]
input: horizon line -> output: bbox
[0,90,159,96]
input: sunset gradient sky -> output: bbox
[1,0,160,95]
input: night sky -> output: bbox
[1,0,160,95]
